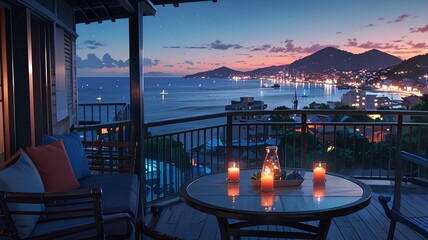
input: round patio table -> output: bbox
[179,169,371,240]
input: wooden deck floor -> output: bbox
[145,180,427,240]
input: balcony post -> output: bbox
[392,114,403,211]
[226,114,233,169]
[129,1,145,209]
[301,113,307,168]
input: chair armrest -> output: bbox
[401,151,428,168]
[0,188,105,239]
[82,141,136,174]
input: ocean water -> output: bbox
[77,77,401,124]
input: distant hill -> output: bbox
[291,47,402,72]
[291,47,354,72]
[386,53,428,79]
[246,65,289,77]
[338,49,402,70]
[145,71,173,77]
[183,66,244,79]
[183,47,403,78]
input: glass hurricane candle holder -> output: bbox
[227,161,240,183]
[313,161,326,182]
[262,146,281,180]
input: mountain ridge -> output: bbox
[183,47,403,79]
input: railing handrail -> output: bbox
[74,120,134,132]
[79,102,127,106]
[144,109,428,128]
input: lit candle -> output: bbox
[261,167,274,192]
[313,161,326,182]
[228,162,240,183]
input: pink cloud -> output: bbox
[410,24,428,33]
[271,40,337,54]
[387,13,410,24]
[345,38,405,50]
[407,41,428,49]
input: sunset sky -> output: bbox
[76,0,428,77]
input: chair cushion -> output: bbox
[29,212,134,239]
[0,151,45,239]
[43,131,90,180]
[25,139,80,192]
[79,174,139,216]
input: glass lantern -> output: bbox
[262,146,281,180]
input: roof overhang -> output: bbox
[71,0,217,24]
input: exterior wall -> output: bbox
[1,0,78,153]
[341,90,376,110]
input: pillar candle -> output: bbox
[313,161,326,182]
[260,169,274,192]
[228,162,240,183]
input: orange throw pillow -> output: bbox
[25,139,80,192]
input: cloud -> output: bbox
[77,53,129,69]
[336,32,343,35]
[377,17,385,21]
[271,40,337,54]
[164,64,174,67]
[210,40,243,50]
[363,23,375,28]
[77,54,104,68]
[144,58,160,67]
[345,38,405,50]
[387,14,410,24]
[166,46,181,48]
[250,44,271,51]
[407,41,428,49]
[185,46,208,49]
[184,60,194,65]
[81,40,106,50]
[410,24,428,33]
[345,38,358,47]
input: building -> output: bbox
[341,89,377,110]
[402,95,422,109]
[375,96,393,108]
[225,97,267,142]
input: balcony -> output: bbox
[77,105,428,239]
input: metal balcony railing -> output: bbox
[76,109,428,204]
[78,103,129,125]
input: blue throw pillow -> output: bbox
[0,151,45,238]
[43,131,90,180]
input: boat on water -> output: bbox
[160,90,168,95]
[96,95,102,102]
[272,83,280,89]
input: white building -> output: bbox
[341,90,377,110]
[225,97,267,143]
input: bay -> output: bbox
[77,77,401,129]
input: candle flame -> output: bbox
[264,167,271,174]
[233,162,236,168]
[319,163,321,168]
